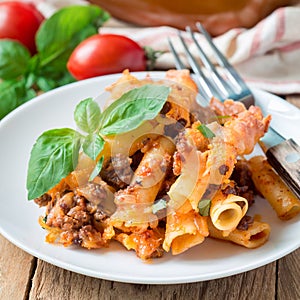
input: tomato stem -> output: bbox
[143,46,165,70]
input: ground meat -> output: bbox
[131,150,144,172]
[231,160,255,190]
[34,193,52,207]
[219,164,229,176]
[164,119,187,138]
[76,182,107,205]
[44,190,112,247]
[59,192,75,213]
[100,153,132,190]
[160,101,172,114]
[67,206,90,224]
[237,215,254,231]
[94,208,108,221]
[230,160,256,206]
[223,185,237,196]
[202,184,220,200]
[175,131,193,154]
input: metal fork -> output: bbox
[168,22,300,199]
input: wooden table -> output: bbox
[1,95,299,300]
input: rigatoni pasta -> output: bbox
[248,155,300,220]
[207,218,271,249]
[30,69,299,260]
[210,192,248,236]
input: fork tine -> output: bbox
[196,22,250,95]
[167,38,186,70]
[176,30,225,101]
[185,26,236,99]
[168,37,212,102]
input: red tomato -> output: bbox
[0,1,44,55]
[67,34,147,80]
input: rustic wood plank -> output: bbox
[277,248,300,300]
[0,234,36,300]
[29,259,276,300]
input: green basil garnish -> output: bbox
[99,84,171,135]
[198,199,211,216]
[82,133,105,161]
[197,124,216,139]
[74,98,101,134]
[26,128,81,200]
[89,156,104,181]
[26,84,171,200]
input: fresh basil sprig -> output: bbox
[74,97,102,134]
[26,84,171,200]
[26,128,81,200]
[99,84,170,135]
[0,5,110,120]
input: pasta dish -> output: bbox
[27,70,300,260]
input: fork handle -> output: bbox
[266,139,300,199]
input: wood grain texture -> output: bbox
[277,247,300,300]
[0,234,36,300]
[29,259,276,300]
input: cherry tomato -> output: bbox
[0,1,44,55]
[67,34,147,80]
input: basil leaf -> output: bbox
[26,128,81,200]
[82,133,105,161]
[89,156,104,181]
[0,79,36,119]
[99,84,171,135]
[0,40,31,80]
[36,5,109,71]
[35,71,75,92]
[198,199,211,216]
[197,124,216,138]
[74,98,101,133]
[36,76,57,91]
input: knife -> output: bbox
[260,126,300,199]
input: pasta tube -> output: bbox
[110,136,175,230]
[210,191,248,236]
[208,218,271,249]
[248,155,300,220]
[163,202,209,255]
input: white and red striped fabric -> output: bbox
[7,1,300,95]
[101,5,300,95]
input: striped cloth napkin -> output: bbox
[101,5,300,95]
[32,1,300,95]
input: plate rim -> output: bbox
[0,71,299,284]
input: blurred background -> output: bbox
[88,0,299,36]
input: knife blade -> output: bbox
[260,127,300,199]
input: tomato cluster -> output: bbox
[0,1,146,80]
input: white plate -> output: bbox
[0,72,300,285]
